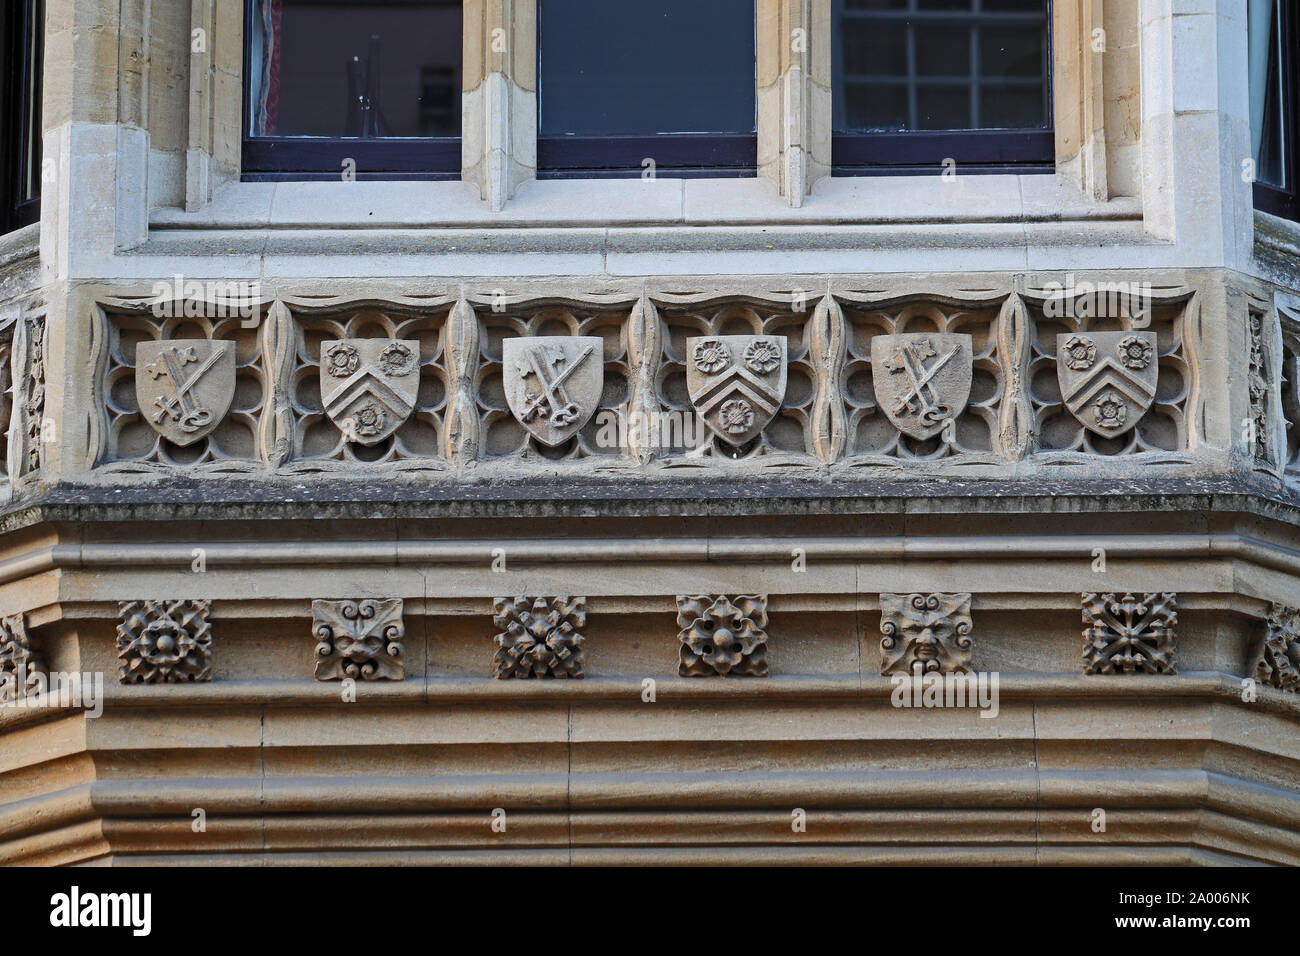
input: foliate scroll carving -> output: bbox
[0,614,43,702]
[676,595,769,677]
[841,297,1006,461]
[879,593,973,675]
[312,599,404,681]
[493,596,586,679]
[1247,310,1272,466]
[116,600,213,683]
[16,313,47,476]
[1253,603,1300,693]
[503,336,604,446]
[1081,592,1177,675]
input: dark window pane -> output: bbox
[248,0,461,139]
[538,0,755,137]
[1249,0,1289,189]
[834,0,1050,133]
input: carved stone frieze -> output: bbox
[116,600,213,683]
[493,596,586,679]
[1248,311,1272,465]
[502,336,604,446]
[1081,592,1177,675]
[1253,603,1300,692]
[870,333,973,440]
[312,598,405,681]
[676,595,769,677]
[879,592,973,675]
[0,613,43,702]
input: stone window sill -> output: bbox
[151,174,1141,234]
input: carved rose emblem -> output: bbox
[138,618,196,668]
[324,342,360,377]
[379,342,415,376]
[693,338,730,373]
[1091,392,1128,429]
[1063,335,1096,370]
[677,595,769,677]
[719,398,755,435]
[1117,335,1153,370]
[351,402,387,438]
[743,339,782,374]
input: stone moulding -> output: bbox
[1253,603,1300,693]
[312,598,405,682]
[116,600,214,684]
[676,595,770,677]
[493,596,586,679]
[879,592,973,675]
[0,613,42,702]
[1081,592,1178,675]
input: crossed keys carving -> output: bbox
[516,342,595,427]
[145,345,224,434]
[884,338,961,428]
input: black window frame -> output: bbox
[534,1,758,180]
[240,0,461,183]
[1,0,43,234]
[1253,0,1299,222]
[831,0,1055,177]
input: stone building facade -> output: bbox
[1,0,1298,865]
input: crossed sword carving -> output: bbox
[518,343,595,427]
[146,345,224,433]
[887,339,961,427]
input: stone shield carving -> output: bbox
[135,341,236,446]
[1056,331,1158,439]
[870,333,973,440]
[686,335,787,446]
[319,339,420,445]
[503,336,604,446]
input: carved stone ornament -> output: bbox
[1081,592,1177,675]
[0,613,43,702]
[135,341,236,446]
[493,596,586,679]
[503,336,604,446]
[870,333,973,440]
[1055,331,1158,439]
[686,335,787,446]
[676,595,769,677]
[312,599,405,681]
[116,600,213,683]
[1253,603,1300,692]
[319,338,420,445]
[879,593,973,675]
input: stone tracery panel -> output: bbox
[1023,289,1198,458]
[286,302,451,469]
[839,296,1008,462]
[95,301,267,471]
[656,298,815,459]
[476,301,632,461]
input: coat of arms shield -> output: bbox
[503,336,604,446]
[870,333,973,440]
[686,335,787,446]
[135,340,236,446]
[319,339,420,445]
[1055,331,1158,439]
